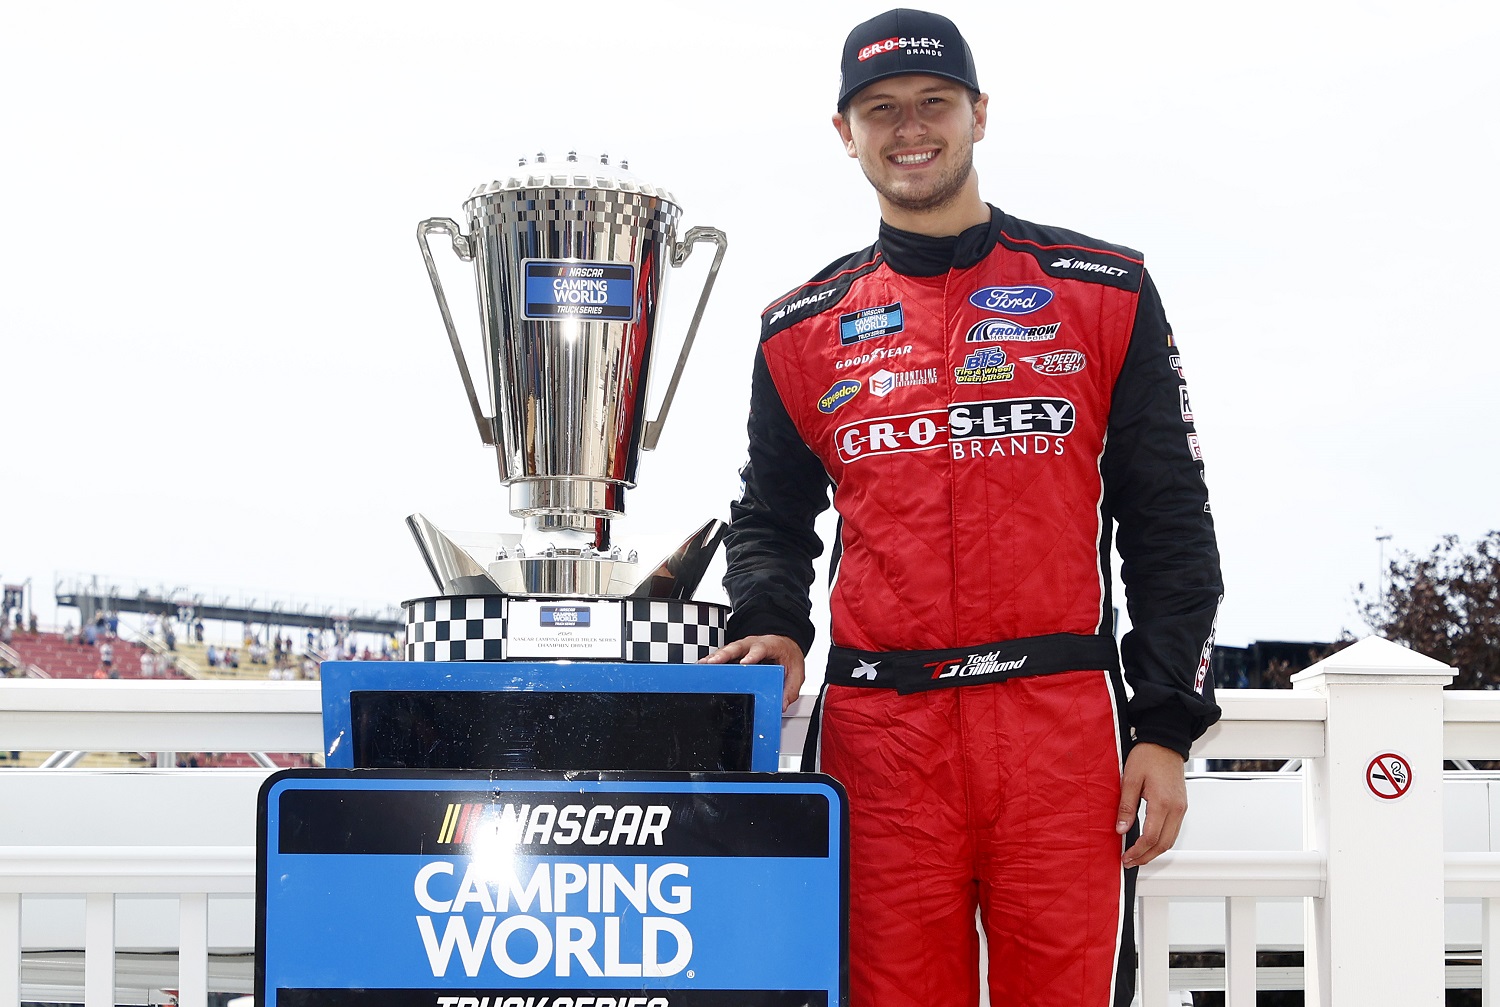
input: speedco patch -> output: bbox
[817,379,861,414]
[1019,349,1086,375]
[838,302,904,345]
[834,398,1076,463]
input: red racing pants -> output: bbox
[812,668,1137,1007]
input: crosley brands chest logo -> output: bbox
[965,318,1060,343]
[954,347,1015,384]
[928,652,1027,681]
[1050,256,1129,278]
[1019,349,1086,376]
[438,802,671,847]
[836,343,913,370]
[967,285,1054,315]
[838,302,905,345]
[768,287,836,324]
[857,35,944,61]
[818,379,861,414]
[834,398,1077,464]
[870,367,939,397]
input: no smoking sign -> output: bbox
[1366,752,1413,801]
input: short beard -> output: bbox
[864,140,975,213]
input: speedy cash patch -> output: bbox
[839,302,904,345]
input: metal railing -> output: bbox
[2,637,1499,1005]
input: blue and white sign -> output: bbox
[258,771,847,1007]
[523,260,636,321]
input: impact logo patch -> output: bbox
[954,346,1016,384]
[1051,256,1129,278]
[839,302,905,345]
[1019,349,1086,376]
[818,379,862,414]
[967,285,1054,315]
[966,318,1061,343]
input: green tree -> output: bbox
[1360,531,1500,691]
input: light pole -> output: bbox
[1375,529,1394,615]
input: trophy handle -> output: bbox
[640,226,728,451]
[416,217,496,445]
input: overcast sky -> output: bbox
[3,0,1497,665]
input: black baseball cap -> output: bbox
[838,9,979,110]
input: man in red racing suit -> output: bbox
[703,9,1223,1007]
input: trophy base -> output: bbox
[407,512,726,601]
[403,594,727,664]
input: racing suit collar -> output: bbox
[876,204,1002,277]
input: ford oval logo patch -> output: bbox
[818,379,861,414]
[968,285,1054,315]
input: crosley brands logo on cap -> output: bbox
[839,9,978,108]
[857,35,945,61]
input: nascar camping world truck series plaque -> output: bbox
[257,770,847,1007]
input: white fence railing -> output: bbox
[3,636,1499,1006]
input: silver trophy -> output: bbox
[407,153,729,662]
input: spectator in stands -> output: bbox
[226,647,239,670]
[84,623,97,647]
[145,612,159,638]
[206,644,220,667]
[164,620,176,651]
[107,612,119,638]
[63,621,76,644]
[194,619,204,643]
[100,641,114,676]
[1,619,11,645]
[27,613,37,635]
[140,652,155,678]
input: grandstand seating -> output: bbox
[162,638,325,681]
[2,631,184,680]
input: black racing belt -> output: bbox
[825,632,1120,695]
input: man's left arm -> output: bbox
[1102,269,1225,866]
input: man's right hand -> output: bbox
[699,634,805,711]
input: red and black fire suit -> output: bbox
[723,206,1223,1007]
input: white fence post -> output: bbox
[0,893,18,1007]
[1292,636,1453,1006]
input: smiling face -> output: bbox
[834,74,988,228]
